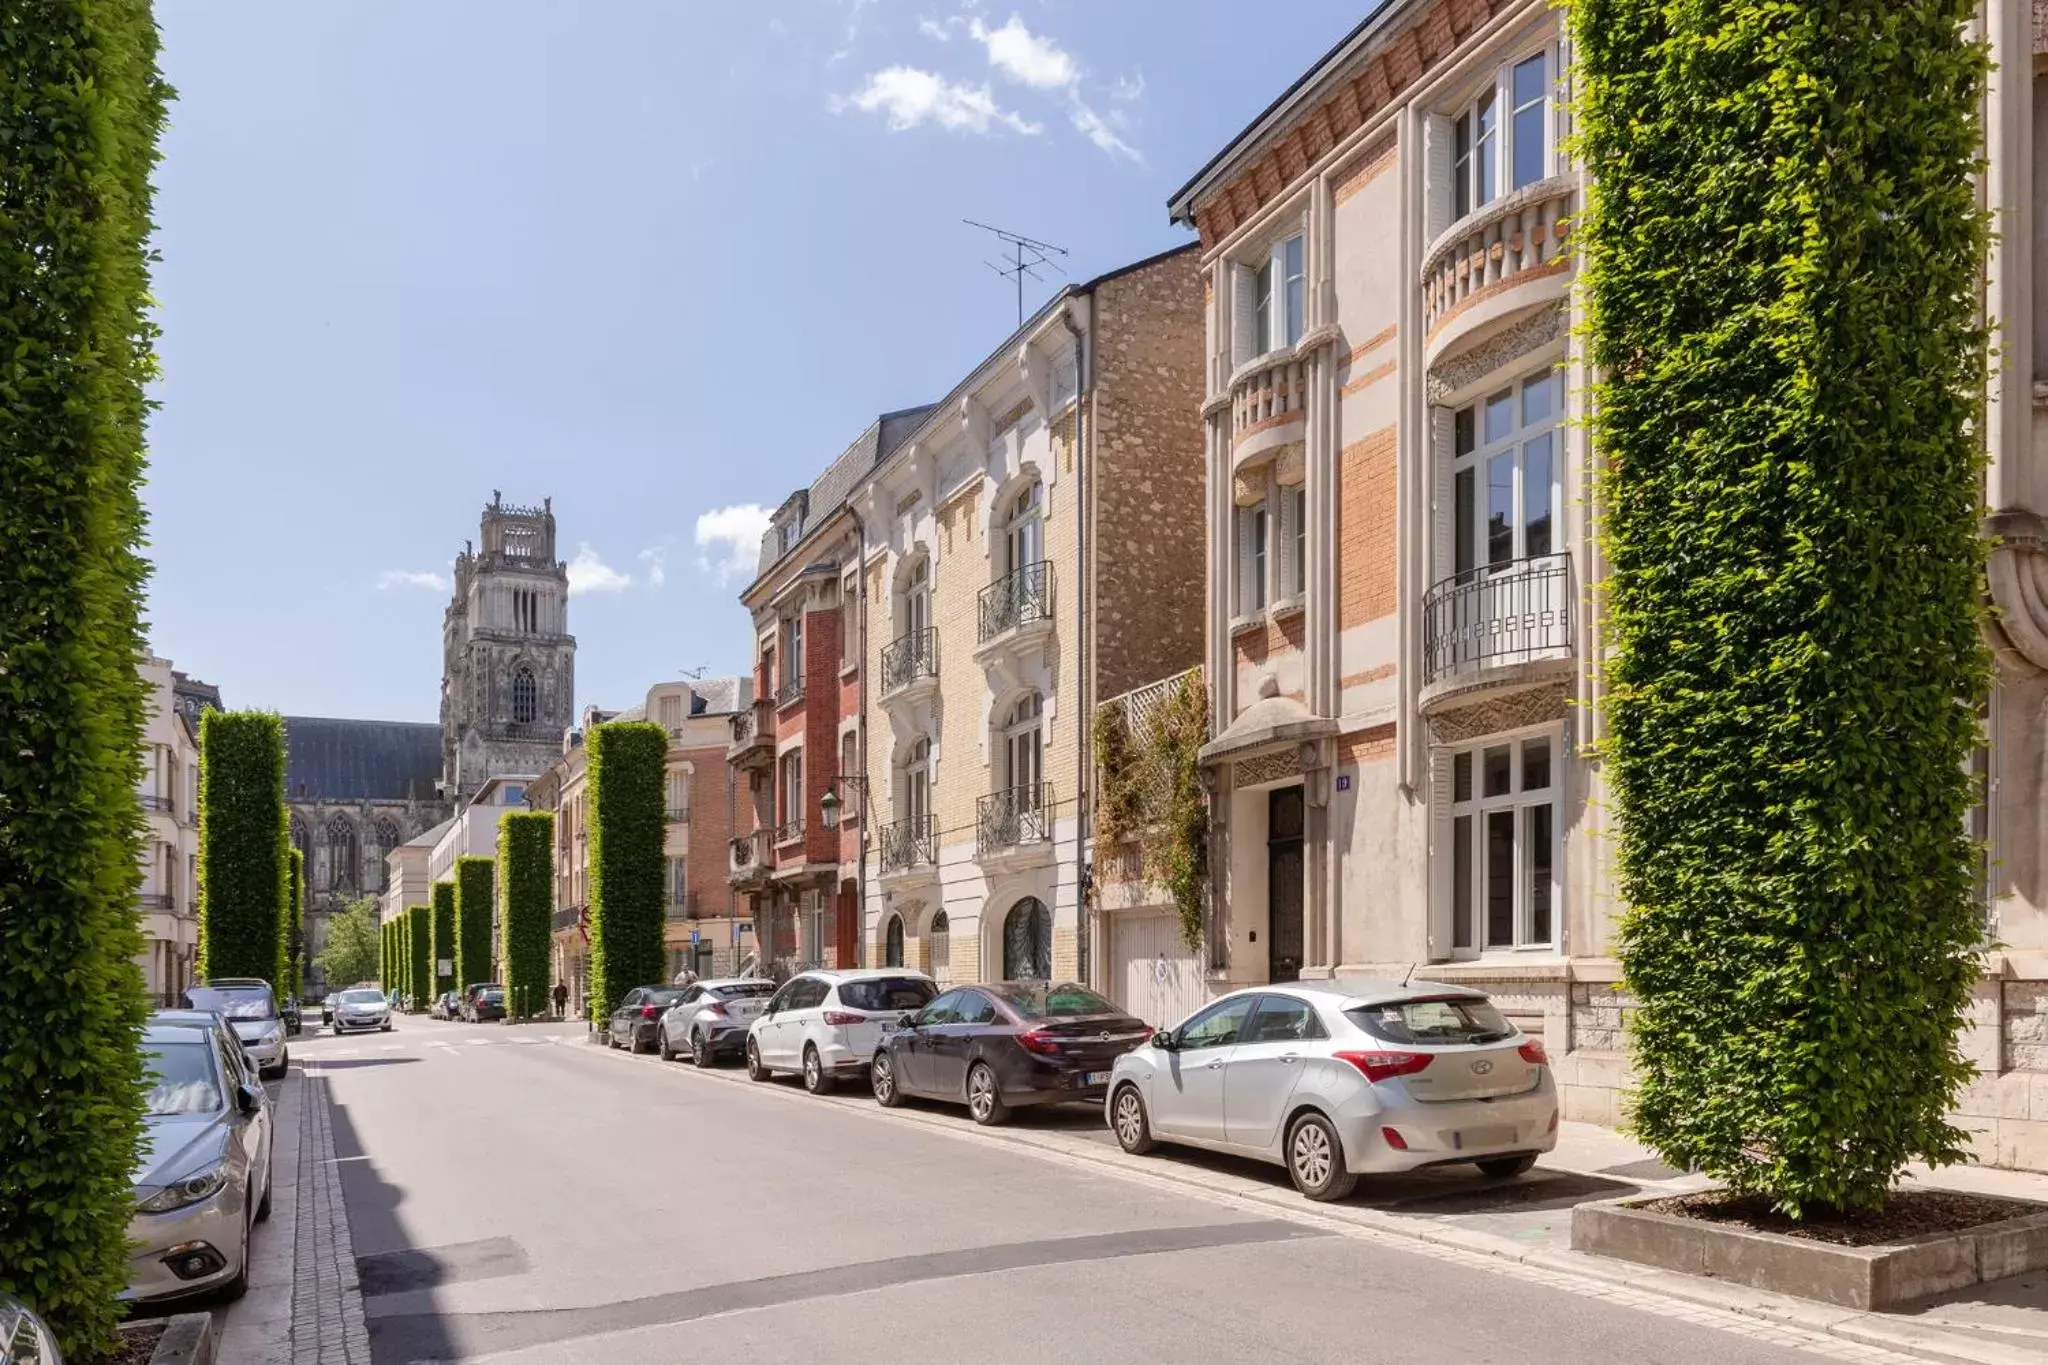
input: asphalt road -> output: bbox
[298,1018,1854,1365]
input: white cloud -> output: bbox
[969,14,1077,90]
[694,503,774,585]
[839,66,1040,136]
[918,15,953,41]
[1110,70,1145,102]
[637,543,670,589]
[566,545,633,596]
[376,569,448,592]
[1071,102,1140,161]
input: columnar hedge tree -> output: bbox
[586,722,668,1024]
[406,904,430,1009]
[430,881,456,996]
[284,847,306,995]
[1571,0,1990,1216]
[499,812,554,1020]
[0,4,168,1348]
[455,855,494,989]
[198,710,290,982]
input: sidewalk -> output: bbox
[215,1064,372,1364]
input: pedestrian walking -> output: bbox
[552,980,568,1020]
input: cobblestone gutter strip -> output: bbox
[290,1067,371,1364]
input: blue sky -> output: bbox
[143,1,1363,721]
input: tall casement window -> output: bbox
[902,556,930,637]
[901,738,931,828]
[884,915,905,968]
[1002,897,1053,980]
[1446,730,1559,953]
[666,769,689,821]
[512,665,538,724]
[1003,482,1044,574]
[1003,693,1044,806]
[785,615,804,687]
[779,749,803,838]
[1451,48,1555,222]
[1236,470,1306,616]
[1237,499,1269,617]
[1451,367,1561,580]
[326,815,358,893]
[1255,233,1306,355]
[668,857,688,908]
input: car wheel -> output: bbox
[1286,1112,1358,1202]
[746,1039,770,1082]
[380,1023,391,1032]
[802,1045,833,1095]
[691,1031,711,1068]
[872,1052,902,1107]
[1475,1153,1538,1179]
[657,1026,675,1061]
[1110,1084,1156,1154]
[967,1062,1009,1126]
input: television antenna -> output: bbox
[677,665,707,680]
[965,219,1069,326]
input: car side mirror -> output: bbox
[237,1082,262,1114]
[900,1013,920,1029]
[1153,1029,1177,1052]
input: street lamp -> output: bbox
[816,776,869,966]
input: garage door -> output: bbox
[1107,911,1207,1029]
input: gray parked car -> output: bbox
[123,1012,274,1303]
[657,978,777,1065]
[185,980,289,1079]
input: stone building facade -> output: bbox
[138,654,203,1003]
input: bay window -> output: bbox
[1235,230,1307,363]
[1448,47,1556,226]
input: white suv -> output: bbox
[746,969,937,1094]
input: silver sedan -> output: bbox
[1104,980,1557,1201]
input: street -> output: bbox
[290,1019,1878,1365]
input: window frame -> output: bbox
[1446,43,1558,229]
[1445,723,1563,957]
[1450,365,1562,581]
[1003,482,1044,575]
[901,737,931,827]
[1003,694,1044,799]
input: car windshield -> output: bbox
[1347,996,1514,1046]
[187,986,276,1021]
[837,978,937,1012]
[143,1041,222,1115]
[709,982,776,1000]
[337,989,384,1005]
[990,983,1120,1019]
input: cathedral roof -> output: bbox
[281,717,444,803]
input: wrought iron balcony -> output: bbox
[728,698,774,768]
[976,783,1053,858]
[777,674,806,708]
[1420,552,1575,688]
[878,814,935,874]
[666,892,698,921]
[551,904,582,933]
[774,817,804,847]
[727,830,770,886]
[137,892,175,911]
[139,793,174,813]
[880,627,938,695]
[978,562,1054,644]
[665,808,691,823]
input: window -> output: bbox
[779,750,803,836]
[884,915,905,967]
[667,770,689,820]
[658,695,682,731]
[840,732,857,786]
[1237,500,1270,616]
[1002,897,1052,980]
[1243,995,1327,1044]
[1509,52,1550,191]
[371,818,400,892]
[1282,484,1306,601]
[918,989,964,1026]
[1452,89,1496,220]
[1447,731,1559,953]
[1450,367,1561,580]
[786,616,804,685]
[1451,49,1552,223]
[902,556,930,637]
[1176,996,1256,1051]
[668,857,688,906]
[838,977,937,1012]
[1349,995,1513,1045]
[1004,694,1043,800]
[1003,483,1043,574]
[1250,232,1307,355]
[326,815,357,892]
[901,738,931,829]
[512,666,538,724]
[956,991,999,1026]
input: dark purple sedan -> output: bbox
[869,981,1153,1125]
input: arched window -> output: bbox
[1002,897,1052,980]
[326,815,358,893]
[290,816,310,863]
[1004,693,1043,805]
[884,915,905,968]
[931,910,951,985]
[371,818,401,892]
[512,666,538,724]
[1003,482,1043,575]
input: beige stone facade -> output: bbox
[1171,0,2048,1171]
[137,655,202,1003]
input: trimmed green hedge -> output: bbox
[285,847,305,995]
[455,855,495,990]
[199,711,290,983]
[430,880,456,997]
[0,1,168,1351]
[586,722,668,1025]
[499,811,554,1020]
[406,904,430,1010]
[1571,0,1991,1216]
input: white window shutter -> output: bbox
[1276,483,1302,599]
[1430,407,1455,583]
[1423,114,1454,241]
[1235,504,1256,618]
[1426,748,1453,960]
[1231,264,1258,369]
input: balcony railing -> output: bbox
[551,905,582,933]
[978,562,1054,644]
[1422,175,1575,337]
[777,674,805,707]
[774,817,804,847]
[488,721,556,742]
[878,814,935,874]
[728,698,774,766]
[728,831,770,880]
[1230,352,1308,447]
[137,892,175,911]
[977,783,1053,858]
[665,808,691,824]
[1420,552,1574,687]
[880,627,938,694]
[666,892,698,921]
[139,793,174,813]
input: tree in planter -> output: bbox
[317,899,381,991]
[406,904,430,1010]
[499,812,554,1021]
[455,855,494,990]
[430,881,456,998]
[1570,0,1991,1217]
[585,722,667,1025]
[198,711,290,983]
[0,6,169,1348]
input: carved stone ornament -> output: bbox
[1426,302,1567,404]
[1425,681,1571,745]
[1234,747,1304,788]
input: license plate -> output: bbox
[1455,1126,1515,1151]
[1084,1071,1112,1086]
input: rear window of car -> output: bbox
[187,986,277,1020]
[1347,996,1514,1046]
[837,978,937,1012]
[646,988,690,1006]
[990,983,1120,1019]
[479,989,504,1001]
[709,982,775,1000]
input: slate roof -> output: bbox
[281,717,443,803]
[688,675,749,716]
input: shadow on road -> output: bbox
[308,1057,424,1070]
[325,1086,461,1364]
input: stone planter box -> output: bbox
[117,1310,214,1365]
[1572,1196,2048,1310]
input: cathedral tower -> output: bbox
[440,493,576,798]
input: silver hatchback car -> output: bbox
[1105,980,1557,1201]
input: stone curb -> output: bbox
[120,1311,213,1365]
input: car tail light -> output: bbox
[1334,1050,1434,1083]
[1017,1029,1064,1056]
[706,1002,728,1017]
[1517,1040,1548,1066]
[1134,1026,1155,1043]
[640,1005,658,1020]
[1380,1126,1409,1151]
[822,1011,864,1026]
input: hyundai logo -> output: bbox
[1470,1059,1494,1075]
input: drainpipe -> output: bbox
[1065,299,1092,988]
[850,515,872,970]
